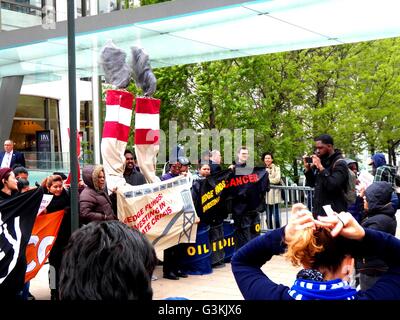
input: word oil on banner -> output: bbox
[117,175,198,259]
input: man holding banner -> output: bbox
[229,147,270,250]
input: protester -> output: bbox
[160,160,183,181]
[13,166,30,193]
[368,153,398,210]
[160,159,189,280]
[192,163,211,181]
[262,152,282,229]
[0,167,28,299]
[59,220,157,300]
[356,181,397,290]
[0,186,44,299]
[229,146,269,250]
[199,150,211,165]
[345,159,363,222]
[191,163,226,268]
[232,203,400,300]
[79,165,117,224]
[209,149,222,174]
[0,168,19,201]
[41,174,71,300]
[304,134,348,218]
[124,149,146,186]
[0,139,25,168]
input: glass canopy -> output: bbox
[1,0,400,84]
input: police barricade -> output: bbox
[178,224,213,275]
[262,185,314,232]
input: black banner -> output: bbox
[0,187,44,298]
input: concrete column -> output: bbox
[0,76,24,143]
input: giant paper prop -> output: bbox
[134,97,160,183]
[117,175,198,259]
[100,89,133,192]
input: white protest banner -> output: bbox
[37,194,53,215]
[117,175,198,259]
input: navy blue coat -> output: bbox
[0,151,26,168]
[232,227,400,300]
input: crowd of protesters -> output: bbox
[1,134,399,301]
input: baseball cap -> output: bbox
[177,156,190,166]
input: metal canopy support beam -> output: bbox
[0,76,24,143]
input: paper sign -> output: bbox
[37,194,53,215]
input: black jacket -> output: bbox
[123,168,147,186]
[357,181,397,274]
[46,188,71,269]
[304,149,348,217]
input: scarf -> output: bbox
[288,269,357,300]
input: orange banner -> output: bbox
[25,210,64,283]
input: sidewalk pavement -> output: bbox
[29,254,300,300]
[29,210,400,300]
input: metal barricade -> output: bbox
[261,185,314,232]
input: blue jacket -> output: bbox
[231,227,400,300]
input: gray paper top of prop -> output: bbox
[100,40,132,89]
[130,46,157,97]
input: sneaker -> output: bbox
[151,275,158,281]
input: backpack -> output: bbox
[334,159,357,205]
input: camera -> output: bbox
[305,156,313,164]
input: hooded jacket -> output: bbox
[79,165,116,224]
[371,153,387,168]
[356,181,397,273]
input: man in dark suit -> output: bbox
[0,139,26,168]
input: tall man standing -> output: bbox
[304,134,348,218]
[0,139,26,168]
[229,146,269,250]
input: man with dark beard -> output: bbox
[123,150,146,186]
[303,134,348,218]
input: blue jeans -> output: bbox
[267,204,280,229]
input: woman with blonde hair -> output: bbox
[232,203,400,300]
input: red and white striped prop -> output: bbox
[101,89,134,192]
[134,97,161,183]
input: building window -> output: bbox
[10,95,61,169]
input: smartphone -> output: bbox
[322,205,335,217]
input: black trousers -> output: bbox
[209,222,225,265]
[233,211,261,250]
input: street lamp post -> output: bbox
[67,0,79,232]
